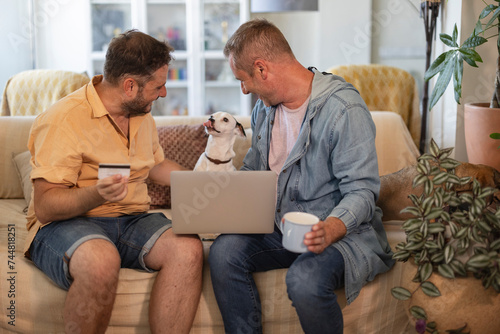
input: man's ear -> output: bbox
[122,78,137,97]
[253,60,267,80]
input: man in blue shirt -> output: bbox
[208,19,395,333]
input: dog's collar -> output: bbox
[205,153,232,165]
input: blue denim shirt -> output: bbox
[241,68,395,303]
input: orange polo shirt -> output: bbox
[24,75,164,255]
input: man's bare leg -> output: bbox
[64,239,121,334]
[145,230,203,334]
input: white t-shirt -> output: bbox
[269,96,310,174]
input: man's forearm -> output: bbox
[34,181,105,225]
[148,159,186,186]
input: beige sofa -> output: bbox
[0,112,419,333]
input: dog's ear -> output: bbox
[235,122,246,137]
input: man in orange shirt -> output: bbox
[24,30,203,333]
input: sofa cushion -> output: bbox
[12,150,32,207]
[0,116,36,199]
[147,124,208,208]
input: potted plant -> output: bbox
[391,139,500,333]
[424,1,500,170]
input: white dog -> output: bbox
[194,111,246,171]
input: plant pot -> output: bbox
[464,103,500,171]
[402,261,500,333]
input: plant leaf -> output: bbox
[460,48,482,67]
[437,263,455,278]
[450,259,467,276]
[467,254,491,269]
[427,221,446,233]
[484,6,500,31]
[490,239,500,251]
[420,262,433,281]
[452,24,458,45]
[444,244,455,264]
[429,138,440,157]
[431,252,445,263]
[428,54,457,110]
[462,35,488,48]
[391,287,412,300]
[401,207,421,217]
[425,240,440,250]
[421,281,441,297]
[478,219,493,233]
[403,218,423,230]
[479,4,498,20]
[432,171,449,185]
[424,50,454,81]
[424,179,434,196]
[440,32,458,48]
[440,159,461,170]
[453,55,463,102]
[393,250,411,261]
[413,174,428,188]
[474,17,484,35]
[410,305,427,320]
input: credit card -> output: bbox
[98,163,131,180]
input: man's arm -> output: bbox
[34,174,128,225]
[148,158,187,186]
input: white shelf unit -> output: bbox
[89,0,251,116]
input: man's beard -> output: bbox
[122,91,154,117]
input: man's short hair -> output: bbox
[104,29,174,86]
[224,19,294,75]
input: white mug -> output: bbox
[281,212,319,253]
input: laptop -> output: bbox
[171,171,277,234]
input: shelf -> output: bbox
[89,0,250,116]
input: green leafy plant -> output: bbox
[424,2,500,110]
[391,139,500,334]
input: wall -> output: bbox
[250,0,373,71]
[0,0,90,93]
[371,0,426,96]
[33,0,89,73]
[0,0,35,93]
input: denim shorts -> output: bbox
[29,213,171,290]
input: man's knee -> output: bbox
[285,257,328,302]
[70,239,120,285]
[175,235,204,267]
[208,235,243,270]
[147,232,203,270]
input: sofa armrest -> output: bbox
[371,111,419,176]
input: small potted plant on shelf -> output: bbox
[391,139,500,334]
[424,1,500,170]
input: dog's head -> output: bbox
[203,111,246,138]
